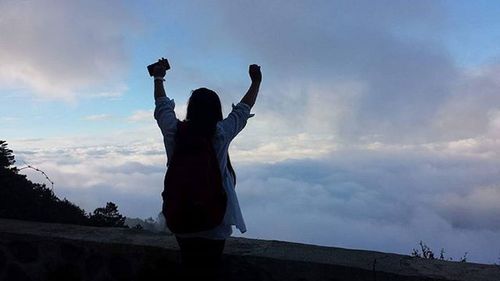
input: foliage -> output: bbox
[88,202,126,227]
[125,216,162,232]
[411,241,435,259]
[133,224,144,230]
[0,140,125,227]
[0,140,16,171]
[411,241,468,263]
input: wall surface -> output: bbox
[0,218,499,281]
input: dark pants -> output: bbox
[175,236,226,280]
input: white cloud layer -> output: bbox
[11,132,500,263]
[83,114,113,121]
[128,110,153,122]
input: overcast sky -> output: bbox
[2,0,500,263]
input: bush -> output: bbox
[411,241,468,262]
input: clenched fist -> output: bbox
[249,64,262,83]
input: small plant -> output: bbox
[439,248,445,260]
[411,241,468,262]
[459,252,468,263]
[133,224,143,230]
[411,241,435,260]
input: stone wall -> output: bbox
[0,218,499,281]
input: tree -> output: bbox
[88,202,126,227]
[0,140,125,227]
[0,140,90,225]
[0,140,16,170]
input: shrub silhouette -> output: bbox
[411,241,468,263]
[88,202,125,227]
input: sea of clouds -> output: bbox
[12,129,500,263]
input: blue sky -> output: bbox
[2,1,500,263]
[445,0,500,66]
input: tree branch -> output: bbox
[18,161,54,190]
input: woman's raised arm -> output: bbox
[240,64,262,108]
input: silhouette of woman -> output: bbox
[151,58,261,279]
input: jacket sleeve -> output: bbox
[219,102,255,141]
[154,96,179,147]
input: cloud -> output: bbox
[169,0,500,146]
[128,110,153,122]
[437,186,500,231]
[0,0,136,100]
[14,137,167,218]
[432,63,500,140]
[12,132,500,263]
[231,132,337,163]
[83,114,113,121]
[233,148,500,263]
[86,84,128,100]
[127,102,188,123]
[0,117,19,123]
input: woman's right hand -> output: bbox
[249,64,262,83]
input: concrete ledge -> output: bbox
[0,218,498,280]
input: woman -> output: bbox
[151,58,261,279]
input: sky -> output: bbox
[1,0,500,264]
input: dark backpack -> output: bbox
[162,121,227,234]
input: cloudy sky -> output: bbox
[2,0,500,263]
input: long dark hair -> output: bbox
[185,88,236,184]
